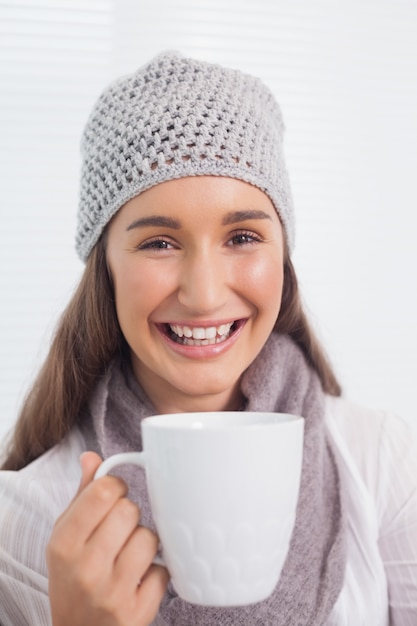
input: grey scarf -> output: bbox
[81,333,346,625]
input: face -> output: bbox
[106,176,285,413]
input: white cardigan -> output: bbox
[0,396,416,625]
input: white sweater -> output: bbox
[0,396,416,625]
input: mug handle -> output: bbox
[94,452,165,568]
[94,452,146,478]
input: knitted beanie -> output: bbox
[76,51,295,262]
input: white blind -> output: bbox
[0,0,113,438]
[1,0,417,442]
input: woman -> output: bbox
[0,51,416,626]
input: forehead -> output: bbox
[112,176,280,227]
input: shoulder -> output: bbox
[0,429,85,567]
[0,426,86,549]
[325,395,417,468]
[325,395,417,526]
[0,427,86,516]
[325,397,417,623]
[0,428,86,625]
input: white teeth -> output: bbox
[218,322,233,337]
[204,327,217,339]
[169,322,235,343]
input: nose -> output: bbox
[177,248,228,314]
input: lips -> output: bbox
[165,321,238,346]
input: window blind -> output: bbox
[1,0,417,442]
[0,0,113,440]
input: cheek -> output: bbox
[239,254,284,311]
[112,261,176,322]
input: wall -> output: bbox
[1,0,416,443]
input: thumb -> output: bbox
[77,451,103,494]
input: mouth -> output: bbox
[161,320,242,346]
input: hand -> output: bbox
[46,452,169,626]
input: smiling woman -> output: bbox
[106,177,284,414]
[0,51,416,626]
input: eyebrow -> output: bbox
[126,215,181,231]
[126,209,272,231]
[221,210,272,225]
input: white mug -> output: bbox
[95,411,304,607]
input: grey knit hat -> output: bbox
[76,51,295,261]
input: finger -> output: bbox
[113,525,160,590]
[134,564,170,625]
[53,451,103,526]
[52,474,129,551]
[84,496,141,566]
[78,451,103,493]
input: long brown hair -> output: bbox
[1,239,340,471]
[2,239,124,470]
[275,259,341,396]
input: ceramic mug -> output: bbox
[95,411,304,606]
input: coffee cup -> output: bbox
[95,411,304,606]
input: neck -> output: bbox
[152,390,245,415]
[135,371,245,415]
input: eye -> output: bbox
[227,230,263,246]
[137,237,177,251]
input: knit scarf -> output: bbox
[81,333,346,625]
